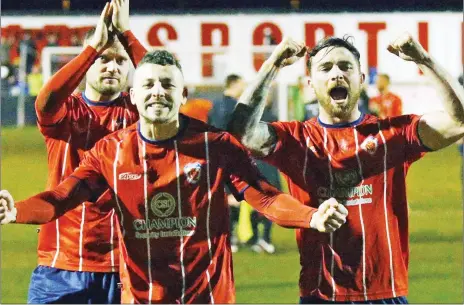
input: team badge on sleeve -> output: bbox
[360,135,378,155]
[184,162,202,184]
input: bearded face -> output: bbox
[85,41,130,96]
[309,47,364,119]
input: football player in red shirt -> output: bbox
[227,34,464,303]
[369,73,403,118]
[26,0,147,303]
[0,49,348,304]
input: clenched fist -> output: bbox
[0,190,16,225]
[387,32,429,64]
[270,37,307,68]
[310,198,348,233]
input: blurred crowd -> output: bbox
[1,31,84,100]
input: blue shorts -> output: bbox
[27,265,120,304]
[299,296,408,304]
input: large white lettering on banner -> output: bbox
[3,13,462,84]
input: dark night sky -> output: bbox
[2,0,463,13]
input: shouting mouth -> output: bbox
[329,86,348,102]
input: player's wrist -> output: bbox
[10,207,17,223]
[416,53,432,67]
[115,24,130,34]
[309,213,317,230]
[88,40,103,53]
[264,55,282,70]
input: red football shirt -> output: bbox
[369,92,403,119]
[264,113,429,301]
[49,116,314,303]
[37,92,139,272]
[35,30,146,272]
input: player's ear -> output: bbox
[360,72,366,84]
[182,87,188,105]
[129,87,136,105]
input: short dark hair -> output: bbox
[225,74,242,89]
[138,50,183,73]
[307,35,361,72]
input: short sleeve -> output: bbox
[387,114,430,163]
[261,120,306,172]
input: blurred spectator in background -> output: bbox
[291,75,311,121]
[208,74,246,252]
[357,85,370,114]
[27,65,43,98]
[1,36,13,65]
[18,32,37,74]
[247,94,281,254]
[69,33,82,46]
[369,73,402,118]
[208,74,246,129]
[304,98,319,120]
[46,32,59,47]
[180,98,213,123]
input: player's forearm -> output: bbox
[15,178,92,224]
[418,56,464,124]
[227,60,280,157]
[244,182,315,229]
[36,46,99,117]
[118,30,147,67]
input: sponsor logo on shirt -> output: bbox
[333,169,361,187]
[360,135,378,155]
[119,172,142,180]
[151,192,176,217]
[133,217,197,239]
[184,162,202,184]
[132,192,197,239]
[317,184,374,206]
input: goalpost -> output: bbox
[41,46,83,83]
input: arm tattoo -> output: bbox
[227,62,280,157]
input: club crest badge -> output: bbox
[184,162,202,184]
[361,135,378,155]
[151,192,176,217]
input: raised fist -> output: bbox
[0,190,16,225]
[310,198,348,233]
[270,37,307,68]
[387,32,429,64]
